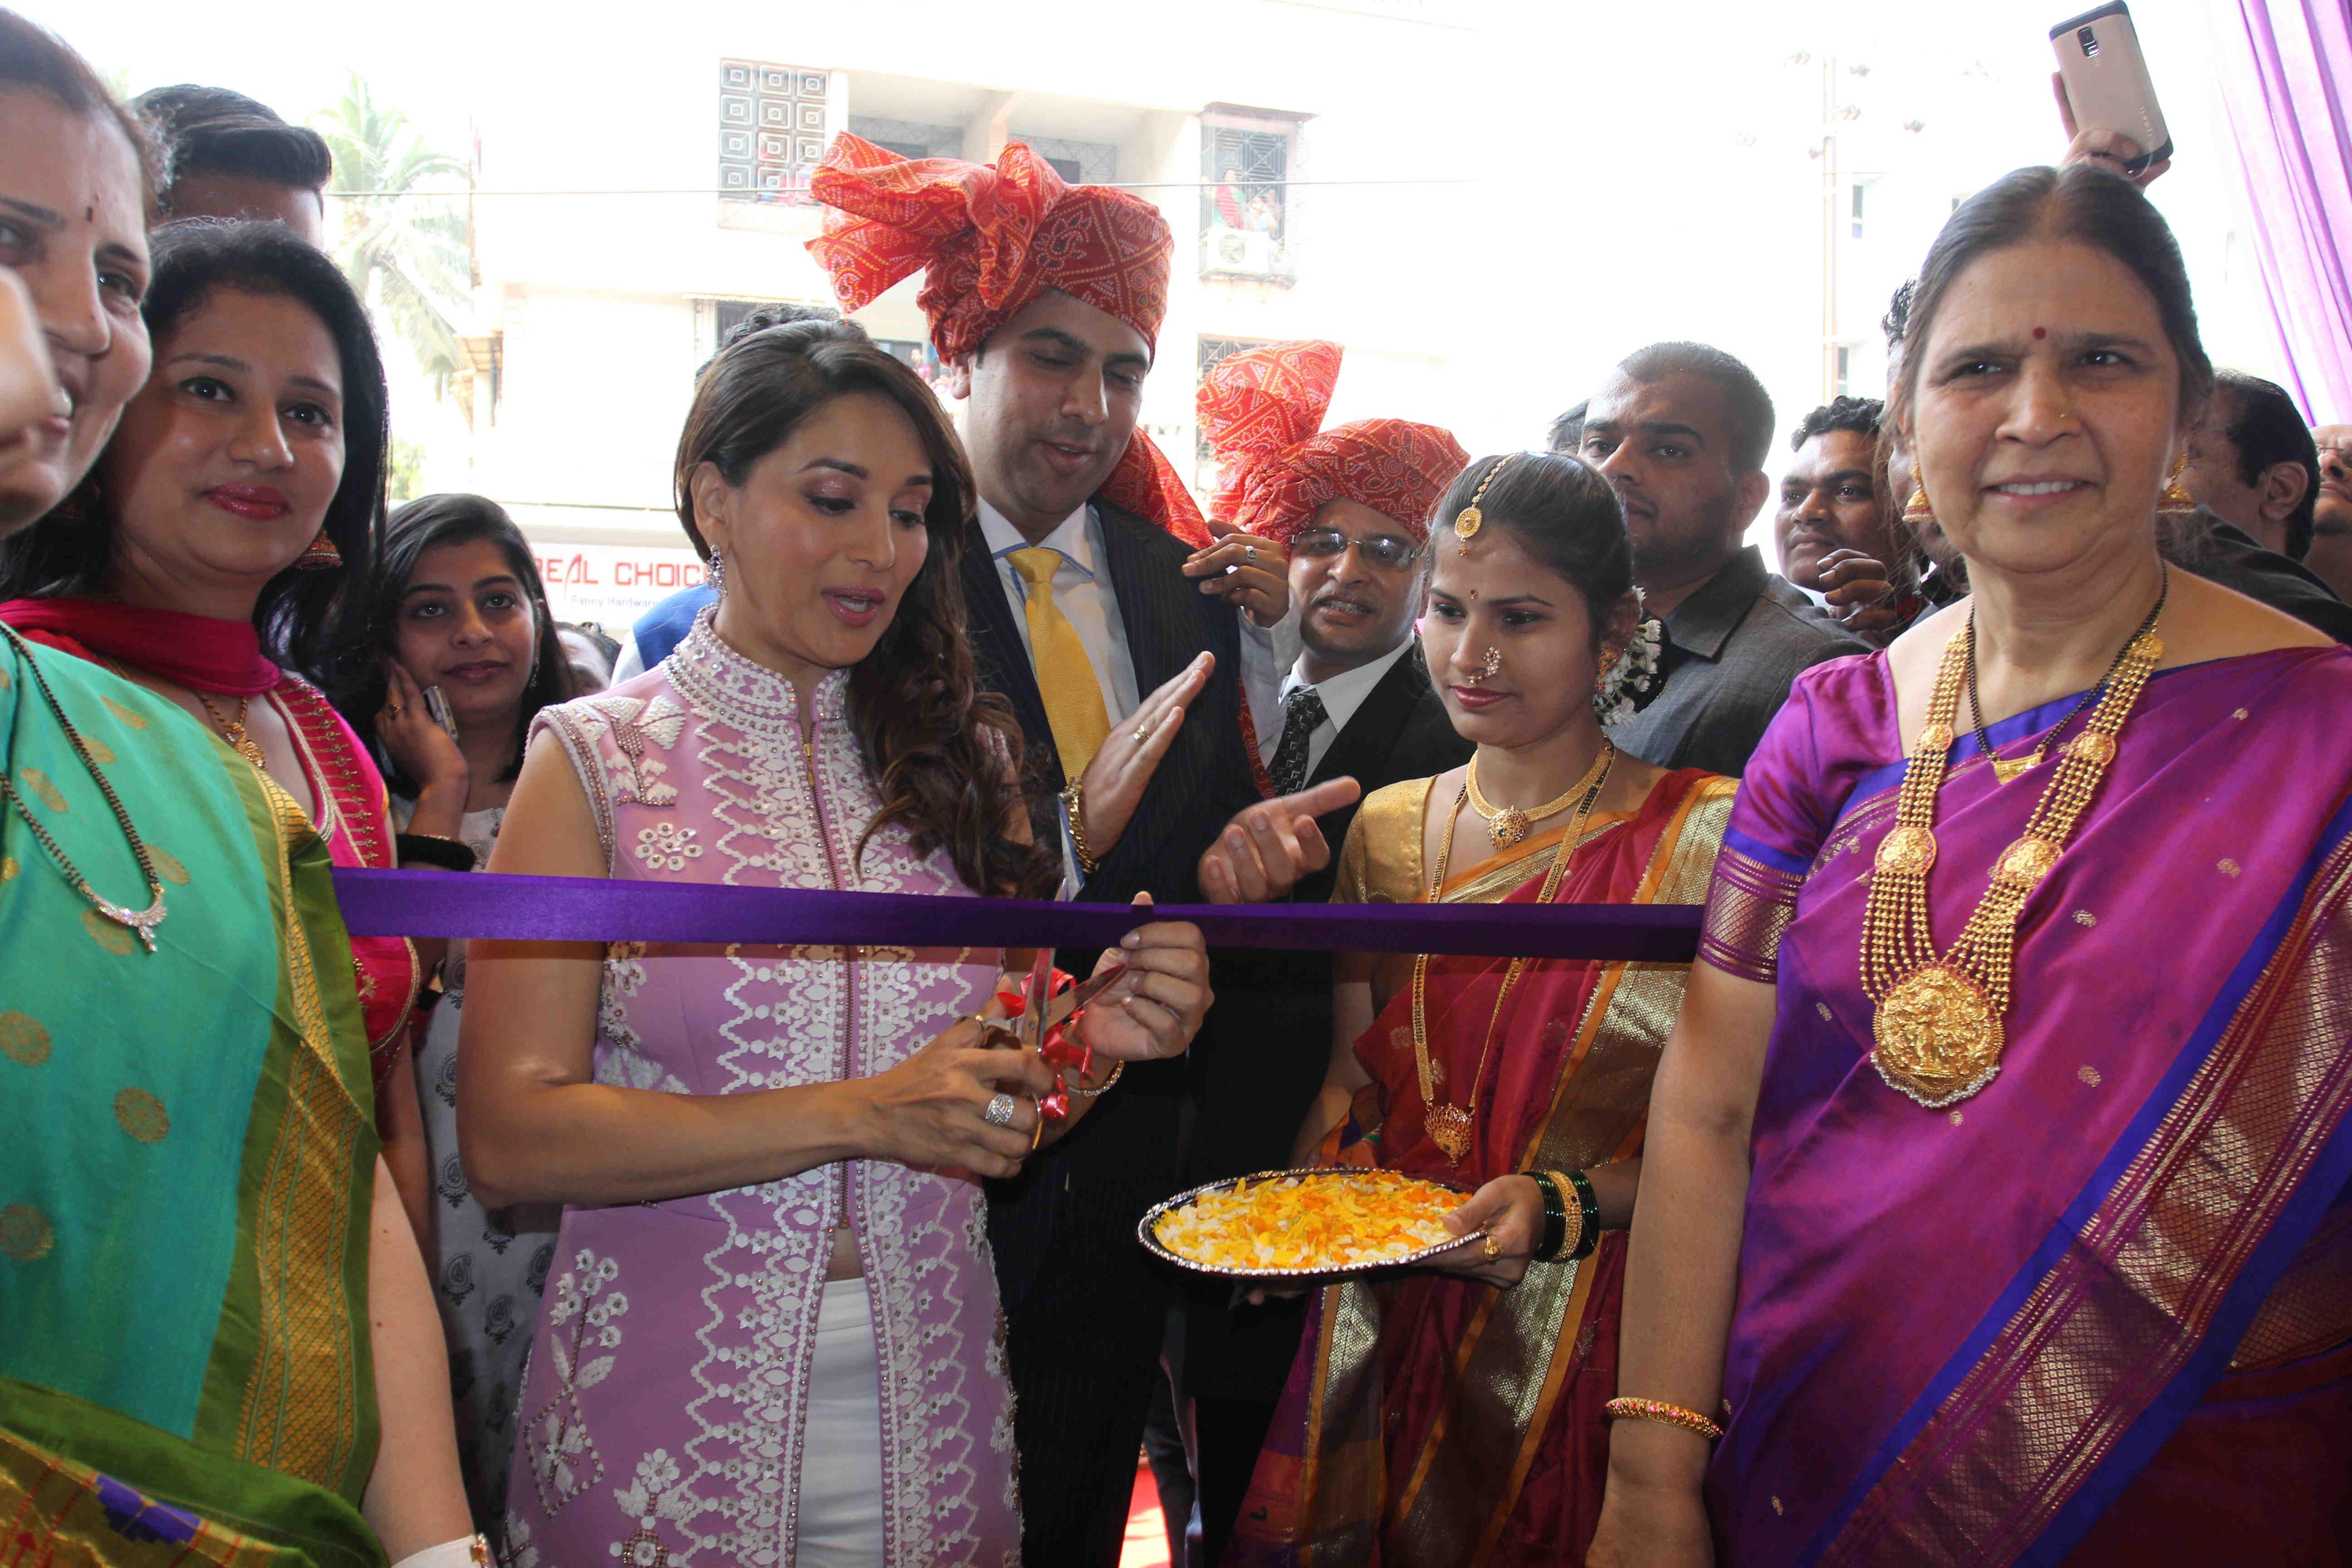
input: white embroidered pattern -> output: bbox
[586,693,688,807]
[634,822,703,873]
[533,617,1015,1565]
[523,1249,625,1519]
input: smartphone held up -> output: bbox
[2051,2,2172,175]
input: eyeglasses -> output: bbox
[1292,529,1421,572]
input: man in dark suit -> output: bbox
[812,135,1348,1567]
[1181,343,1477,1561]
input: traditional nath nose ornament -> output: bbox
[1465,645,1502,686]
[1453,456,1516,554]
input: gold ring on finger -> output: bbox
[1481,1234,1503,1259]
[1134,719,1156,743]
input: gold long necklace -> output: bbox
[193,690,268,769]
[1466,752,1595,849]
[1862,571,2166,1107]
[0,625,169,952]
[1412,740,1615,1164]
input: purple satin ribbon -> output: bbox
[331,867,1702,961]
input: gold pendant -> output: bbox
[1872,963,2004,1107]
[1990,755,2037,784]
[1425,1102,1473,1164]
[234,739,266,769]
[1488,809,1529,849]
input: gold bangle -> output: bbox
[1602,1397,1725,1443]
[1060,778,1099,876]
[1064,1058,1124,1099]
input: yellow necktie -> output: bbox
[1007,547,1112,777]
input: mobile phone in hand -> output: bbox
[422,685,460,741]
[2052,3,2171,174]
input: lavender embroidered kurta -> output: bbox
[502,612,1019,1567]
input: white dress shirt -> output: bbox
[1258,637,1417,778]
[979,499,1140,721]
[979,496,1292,748]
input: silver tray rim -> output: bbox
[1136,1166,1487,1282]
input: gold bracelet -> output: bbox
[1602,1397,1725,1443]
[1060,778,1099,876]
[1064,1058,1125,1099]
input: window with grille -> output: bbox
[1195,336,1274,492]
[1201,122,1294,281]
[718,60,828,206]
[848,117,960,162]
[1011,134,1117,185]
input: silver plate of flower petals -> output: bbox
[1137,1166,1487,1284]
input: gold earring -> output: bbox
[294,528,343,571]
[1901,475,1934,529]
[2156,455,2198,520]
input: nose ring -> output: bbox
[1466,646,1502,686]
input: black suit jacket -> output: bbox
[963,500,1265,1311]
[1177,646,1473,1401]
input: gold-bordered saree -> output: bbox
[1229,766,1733,1568]
[0,637,382,1567]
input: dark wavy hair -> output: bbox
[1892,164,2213,431]
[332,493,573,797]
[1425,451,1634,648]
[0,219,387,677]
[676,318,1058,899]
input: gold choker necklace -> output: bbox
[1465,745,1611,849]
[1861,572,2166,1107]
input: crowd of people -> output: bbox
[2,10,2348,1567]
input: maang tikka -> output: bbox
[1453,456,1518,554]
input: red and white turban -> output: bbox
[808,133,1207,545]
[1197,340,1469,546]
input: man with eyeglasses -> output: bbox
[2309,425,2352,606]
[1174,341,1475,1564]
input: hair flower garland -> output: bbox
[1593,614,1665,727]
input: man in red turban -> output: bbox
[1181,341,1478,1564]
[811,135,1352,1568]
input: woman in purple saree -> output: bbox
[1589,166,2352,1568]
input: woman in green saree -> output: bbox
[0,17,467,1563]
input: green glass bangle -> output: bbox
[1529,1172,1570,1262]
[1563,1167,1601,1262]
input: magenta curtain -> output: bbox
[2213,0,2352,421]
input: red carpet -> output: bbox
[1121,1453,1172,1568]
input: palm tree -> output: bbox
[312,74,471,394]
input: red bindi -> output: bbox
[2033,327,2048,340]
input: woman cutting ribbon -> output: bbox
[1222,451,1733,1567]
[458,317,1212,1566]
